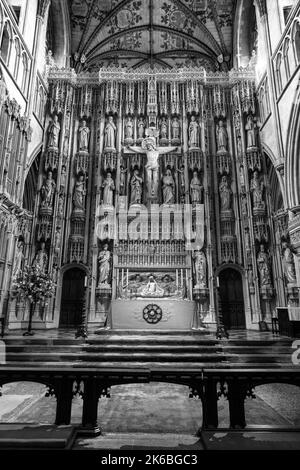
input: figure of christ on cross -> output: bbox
[129,136,177,199]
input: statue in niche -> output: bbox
[282,241,297,284]
[57,194,64,218]
[239,165,245,188]
[245,115,257,149]
[32,242,48,274]
[98,244,111,287]
[177,164,185,195]
[193,249,207,288]
[171,117,180,140]
[237,135,242,158]
[130,169,143,205]
[48,115,60,148]
[160,117,168,140]
[162,169,175,204]
[219,175,232,212]
[251,171,264,209]
[104,116,116,150]
[119,165,127,196]
[40,171,56,209]
[73,175,86,211]
[257,244,272,287]
[124,116,134,140]
[190,171,203,205]
[12,240,25,279]
[60,165,67,188]
[189,116,199,148]
[216,120,228,152]
[102,172,115,206]
[137,117,145,140]
[78,120,90,151]
[248,266,254,287]
[241,194,248,215]
[129,134,177,199]
[245,228,251,254]
[54,228,61,253]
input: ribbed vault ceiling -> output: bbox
[69,0,235,71]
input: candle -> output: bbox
[216,276,220,288]
[84,276,88,288]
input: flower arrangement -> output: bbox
[12,265,56,335]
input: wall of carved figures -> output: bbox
[2,65,291,332]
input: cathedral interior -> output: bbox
[0,0,300,453]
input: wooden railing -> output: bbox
[0,367,299,434]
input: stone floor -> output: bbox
[0,382,300,449]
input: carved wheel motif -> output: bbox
[143,304,162,324]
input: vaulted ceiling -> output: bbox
[69,0,236,72]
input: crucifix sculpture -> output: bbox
[129,128,177,199]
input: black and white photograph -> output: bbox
[0,0,299,460]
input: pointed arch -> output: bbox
[286,83,300,210]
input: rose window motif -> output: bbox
[143,304,162,324]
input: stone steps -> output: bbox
[2,331,296,369]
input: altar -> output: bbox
[111,299,195,330]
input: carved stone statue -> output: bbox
[130,169,143,205]
[177,165,185,196]
[104,116,116,150]
[32,242,48,274]
[219,175,232,211]
[141,275,164,297]
[245,115,257,149]
[257,244,272,287]
[160,117,168,140]
[57,194,64,218]
[245,228,251,253]
[129,132,177,199]
[251,171,264,209]
[189,116,199,148]
[40,171,56,208]
[193,249,207,288]
[98,244,111,287]
[190,171,203,205]
[78,120,90,151]
[73,175,86,211]
[216,120,228,152]
[12,240,24,279]
[54,228,61,253]
[282,241,297,284]
[162,169,175,204]
[60,165,67,188]
[124,116,134,140]
[137,117,145,140]
[48,115,60,148]
[102,172,115,206]
[171,117,180,140]
[119,165,127,196]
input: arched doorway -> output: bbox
[219,268,246,330]
[59,268,85,327]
